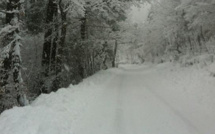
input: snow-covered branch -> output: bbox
[0,9,20,14]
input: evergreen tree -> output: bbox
[0,0,29,112]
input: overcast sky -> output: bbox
[128,3,151,24]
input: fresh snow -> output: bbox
[0,63,215,134]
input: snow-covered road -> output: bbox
[1,63,215,134]
[85,64,201,134]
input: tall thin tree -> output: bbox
[0,0,28,110]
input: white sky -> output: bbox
[128,3,151,24]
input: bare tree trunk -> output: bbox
[41,0,58,93]
[200,26,208,53]
[188,36,193,52]
[52,0,68,91]
[42,0,58,76]
[197,35,202,53]
[112,39,118,67]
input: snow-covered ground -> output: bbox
[0,63,215,134]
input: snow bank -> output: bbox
[179,54,214,67]
[141,63,215,134]
[0,70,117,134]
[206,62,215,76]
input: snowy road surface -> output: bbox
[1,63,215,134]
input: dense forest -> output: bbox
[0,0,146,113]
[123,0,215,64]
[0,0,215,113]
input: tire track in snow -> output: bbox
[140,77,202,134]
[115,67,201,134]
[120,64,202,134]
[114,75,123,134]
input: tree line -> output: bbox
[0,0,143,113]
[128,0,215,64]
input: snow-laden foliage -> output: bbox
[127,0,215,63]
[0,0,149,113]
[0,0,29,113]
[178,0,215,39]
[39,0,146,93]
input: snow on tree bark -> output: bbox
[0,0,29,112]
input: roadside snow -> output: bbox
[0,63,215,134]
[0,70,117,134]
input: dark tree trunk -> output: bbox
[51,24,58,71]
[175,34,182,54]
[42,29,52,75]
[6,0,20,24]
[41,0,58,93]
[112,40,118,67]
[80,7,88,41]
[200,26,208,52]
[42,0,58,76]
[52,0,68,91]
[0,57,11,88]
[56,2,67,74]
[197,35,202,53]
[80,17,87,40]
